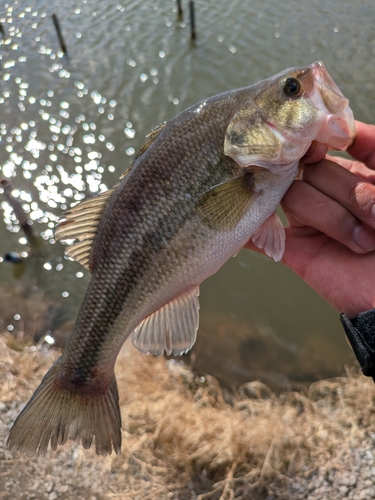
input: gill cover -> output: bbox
[224,101,282,166]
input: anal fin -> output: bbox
[252,212,285,262]
[132,287,200,356]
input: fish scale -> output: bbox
[7,61,355,456]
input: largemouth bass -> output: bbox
[7,61,355,456]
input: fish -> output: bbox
[7,61,355,456]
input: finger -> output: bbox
[328,155,375,183]
[302,141,328,165]
[281,180,375,253]
[301,159,375,229]
[281,228,375,316]
[347,121,375,169]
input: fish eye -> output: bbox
[283,78,301,96]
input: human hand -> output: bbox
[246,121,375,317]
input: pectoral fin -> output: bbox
[196,172,261,231]
[252,212,285,262]
[132,287,200,356]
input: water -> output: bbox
[0,0,374,389]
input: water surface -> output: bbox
[1,0,374,388]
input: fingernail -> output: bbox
[354,225,375,251]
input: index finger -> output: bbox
[347,121,375,169]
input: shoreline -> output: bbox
[1,334,375,499]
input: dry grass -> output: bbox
[1,333,375,500]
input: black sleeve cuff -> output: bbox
[340,310,375,381]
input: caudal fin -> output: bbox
[6,364,122,456]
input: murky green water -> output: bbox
[1,0,374,389]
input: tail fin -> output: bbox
[6,364,122,456]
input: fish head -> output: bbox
[224,61,355,171]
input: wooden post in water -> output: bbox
[177,0,183,20]
[0,22,5,43]
[52,13,68,57]
[0,178,46,258]
[189,1,196,41]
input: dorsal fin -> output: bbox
[124,122,167,176]
[118,165,132,181]
[56,123,167,269]
[141,122,166,154]
[55,188,114,271]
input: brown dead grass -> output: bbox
[1,333,375,499]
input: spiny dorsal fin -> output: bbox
[196,172,261,231]
[135,121,167,160]
[55,188,114,271]
[125,122,167,175]
[118,165,132,181]
[143,122,167,149]
[132,286,200,356]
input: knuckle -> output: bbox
[329,204,353,231]
[326,204,359,243]
[347,181,375,217]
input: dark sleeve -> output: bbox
[340,310,375,381]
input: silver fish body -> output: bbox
[7,61,355,456]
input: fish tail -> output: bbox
[6,363,122,456]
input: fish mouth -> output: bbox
[310,61,356,150]
[310,61,347,109]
